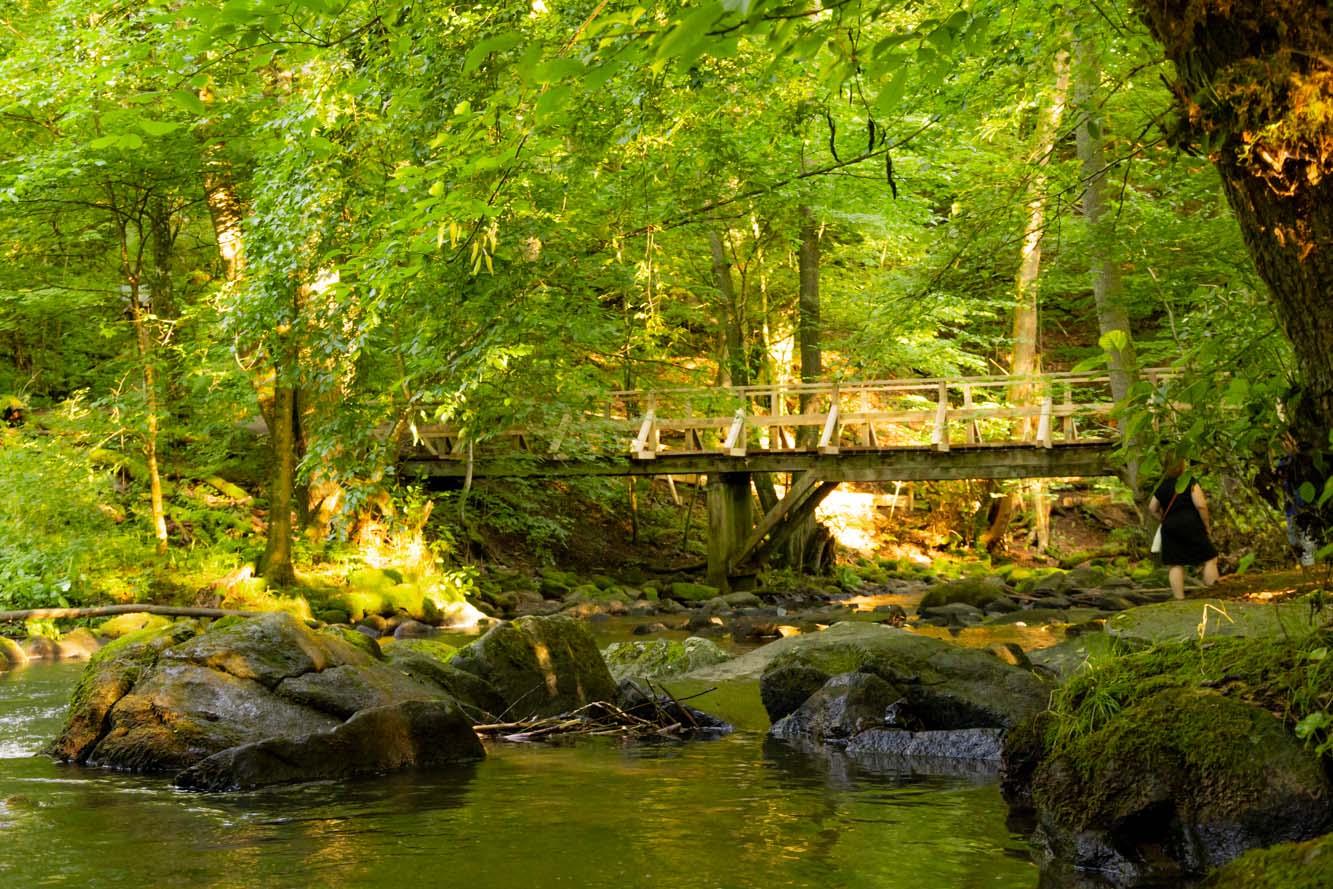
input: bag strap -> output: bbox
[1162,485,1183,517]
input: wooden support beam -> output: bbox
[746,480,841,571]
[707,473,753,590]
[548,412,572,456]
[727,471,836,574]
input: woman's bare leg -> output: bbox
[1202,558,1219,586]
[1169,565,1186,599]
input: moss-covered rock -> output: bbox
[98,612,173,639]
[173,699,484,792]
[49,620,201,762]
[1106,598,1321,645]
[1031,687,1332,879]
[162,611,375,689]
[382,638,506,720]
[50,611,487,784]
[1200,832,1333,889]
[319,624,382,660]
[916,574,1010,611]
[0,635,28,670]
[668,581,721,602]
[601,637,732,682]
[450,614,616,719]
[756,622,1046,729]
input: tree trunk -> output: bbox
[1138,2,1333,434]
[261,380,297,586]
[1073,37,1141,490]
[797,204,822,433]
[709,230,747,387]
[992,52,1071,553]
[115,207,170,557]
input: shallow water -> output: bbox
[0,662,1039,888]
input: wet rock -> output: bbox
[601,637,732,682]
[382,639,506,720]
[21,635,58,660]
[632,622,668,635]
[48,621,201,762]
[987,642,1031,669]
[392,620,436,640]
[173,699,484,792]
[1026,688,1332,881]
[769,672,904,742]
[90,662,342,772]
[847,726,1004,761]
[450,614,616,719]
[757,622,1046,730]
[761,663,836,723]
[54,628,103,661]
[919,602,986,627]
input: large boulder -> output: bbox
[1105,598,1319,646]
[601,637,732,682]
[1027,687,1332,883]
[49,620,202,762]
[756,622,1046,729]
[450,613,617,718]
[49,612,486,787]
[382,638,507,720]
[174,699,483,791]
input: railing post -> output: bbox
[932,381,950,452]
[818,382,841,454]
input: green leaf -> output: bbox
[1098,329,1129,353]
[1295,711,1331,740]
[1236,553,1256,574]
[463,33,524,75]
[138,119,182,136]
[168,90,208,115]
[89,135,120,149]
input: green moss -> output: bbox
[1037,687,1327,831]
[1044,627,1333,765]
[1201,832,1333,889]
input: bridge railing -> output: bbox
[398,369,1162,462]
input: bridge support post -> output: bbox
[706,473,752,591]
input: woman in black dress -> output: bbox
[1149,456,1219,599]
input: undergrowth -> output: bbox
[1046,612,1333,762]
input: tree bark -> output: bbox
[260,380,297,586]
[709,230,747,387]
[1138,1,1333,434]
[991,53,1070,553]
[1073,37,1141,490]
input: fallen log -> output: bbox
[0,604,262,622]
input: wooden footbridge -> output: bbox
[398,371,1142,589]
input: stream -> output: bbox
[1,648,1040,887]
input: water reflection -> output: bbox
[1,663,1039,889]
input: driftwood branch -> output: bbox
[0,604,262,622]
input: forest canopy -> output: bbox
[0,0,1327,599]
